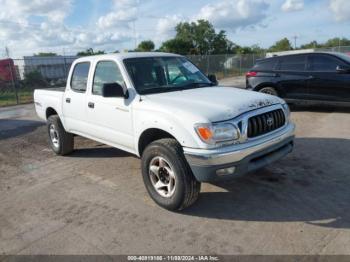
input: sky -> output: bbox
[0,0,350,58]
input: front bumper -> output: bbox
[183,123,295,182]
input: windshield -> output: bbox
[335,53,350,64]
[123,56,212,95]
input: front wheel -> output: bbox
[141,139,201,211]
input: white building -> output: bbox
[19,56,78,81]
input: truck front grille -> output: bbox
[247,109,286,138]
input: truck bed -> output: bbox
[34,88,65,121]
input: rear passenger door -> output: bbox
[63,62,90,134]
[306,54,350,102]
[275,55,309,100]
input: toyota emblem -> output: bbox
[267,117,274,127]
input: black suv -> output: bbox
[246,52,350,105]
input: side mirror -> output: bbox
[102,83,129,98]
[208,74,218,86]
[336,65,350,74]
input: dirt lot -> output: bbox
[1,100,350,255]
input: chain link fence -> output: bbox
[188,54,264,79]
[1,48,350,106]
[0,56,77,106]
[0,54,264,106]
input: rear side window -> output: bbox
[308,55,344,72]
[279,55,306,71]
[253,59,277,70]
[71,62,90,92]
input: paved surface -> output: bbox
[219,76,246,88]
[1,102,350,255]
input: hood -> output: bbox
[142,86,284,123]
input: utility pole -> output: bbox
[5,46,10,58]
[293,35,298,49]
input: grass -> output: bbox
[0,90,34,107]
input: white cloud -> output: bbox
[155,15,183,42]
[193,0,269,30]
[97,9,137,29]
[0,0,72,22]
[281,0,304,12]
[0,0,136,57]
[330,0,350,21]
[97,0,138,29]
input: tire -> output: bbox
[47,115,74,156]
[141,138,201,211]
[259,86,278,96]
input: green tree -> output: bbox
[23,71,47,87]
[136,40,155,52]
[324,37,350,48]
[300,40,320,49]
[34,52,57,57]
[159,38,194,55]
[160,20,234,55]
[77,48,105,56]
[268,38,293,52]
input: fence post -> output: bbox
[239,55,242,75]
[206,55,210,75]
[224,53,228,78]
[8,62,19,104]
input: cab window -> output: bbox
[71,62,90,92]
[253,59,277,71]
[93,61,124,96]
[308,55,344,72]
[278,55,306,71]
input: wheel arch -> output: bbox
[254,82,278,92]
[138,128,177,157]
[254,83,282,97]
[46,107,58,120]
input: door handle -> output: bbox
[88,102,95,109]
[308,75,315,79]
[66,98,71,103]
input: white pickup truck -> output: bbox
[34,52,295,211]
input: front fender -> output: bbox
[134,110,202,156]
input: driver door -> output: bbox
[85,60,134,151]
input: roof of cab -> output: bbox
[74,52,182,63]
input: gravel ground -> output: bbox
[1,98,350,255]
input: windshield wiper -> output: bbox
[178,82,212,89]
[140,86,183,95]
[139,82,212,95]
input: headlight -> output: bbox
[282,103,291,122]
[195,123,240,145]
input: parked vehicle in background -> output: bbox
[246,52,350,105]
[34,52,295,211]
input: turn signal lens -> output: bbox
[195,123,240,145]
[197,127,213,141]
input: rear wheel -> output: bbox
[259,87,278,96]
[141,138,201,211]
[47,115,74,156]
